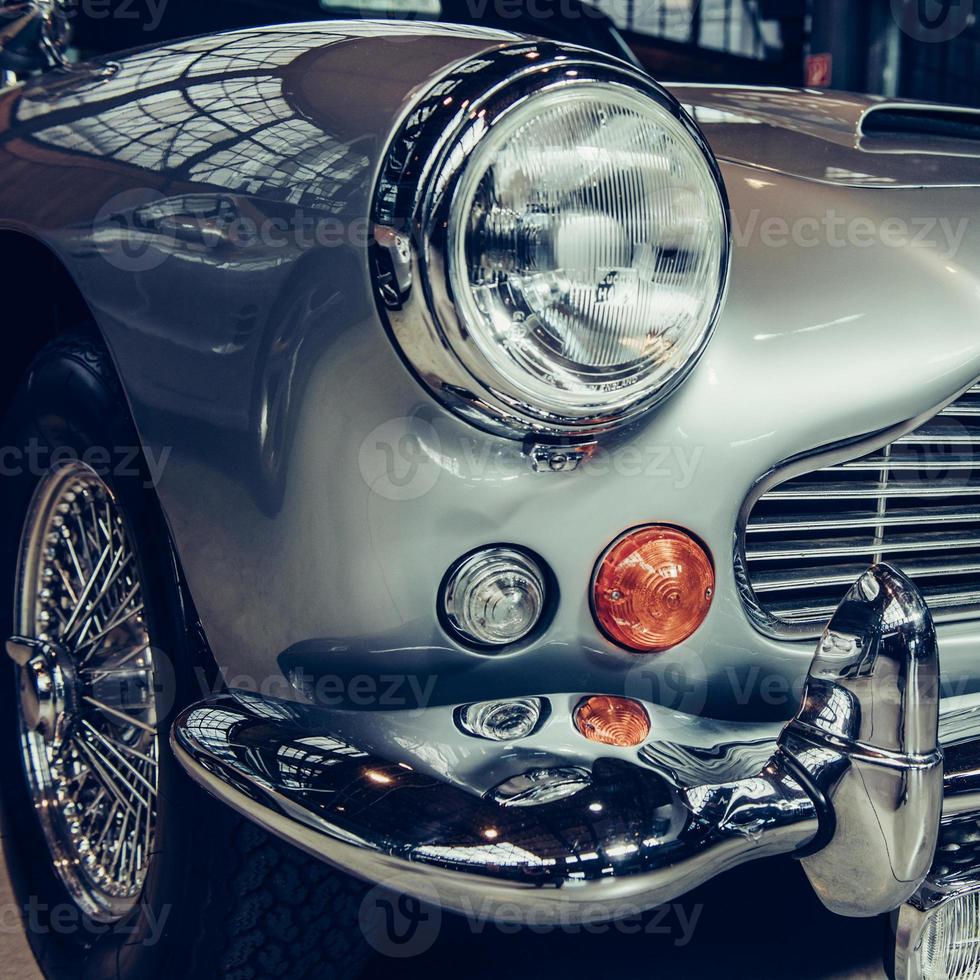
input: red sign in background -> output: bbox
[805,52,833,87]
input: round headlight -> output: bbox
[373,48,730,437]
[449,84,727,425]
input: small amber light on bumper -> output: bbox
[592,525,714,653]
[574,696,650,747]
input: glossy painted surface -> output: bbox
[1,24,980,799]
[670,84,980,187]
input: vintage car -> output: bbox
[1,2,980,978]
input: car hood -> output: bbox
[667,84,980,188]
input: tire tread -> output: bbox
[190,812,367,980]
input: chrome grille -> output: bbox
[742,384,980,635]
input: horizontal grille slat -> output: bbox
[896,420,980,444]
[896,434,980,445]
[746,530,980,561]
[743,382,980,634]
[746,504,980,534]
[824,456,980,471]
[765,586,980,623]
[764,482,980,500]
[751,555,980,593]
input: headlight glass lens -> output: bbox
[448,83,727,422]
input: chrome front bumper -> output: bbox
[172,565,980,926]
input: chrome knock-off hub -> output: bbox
[6,638,78,744]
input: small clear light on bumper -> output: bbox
[457,698,544,741]
[442,547,548,648]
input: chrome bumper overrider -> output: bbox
[172,565,980,926]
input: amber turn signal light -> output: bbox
[575,696,650,747]
[592,525,714,653]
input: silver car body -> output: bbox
[4,20,980,941]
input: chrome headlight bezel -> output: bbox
[371,44,732,440]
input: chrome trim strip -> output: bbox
[747,532,980,562]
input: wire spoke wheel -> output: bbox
[12,461,158,922]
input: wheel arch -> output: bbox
[0,229,213,665]
[0,229,97,419]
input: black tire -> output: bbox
[0,329,370,980]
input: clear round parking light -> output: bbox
[458,698,544,741]
[442,547,548,648]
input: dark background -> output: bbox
[69,0,980,109]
